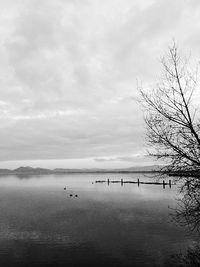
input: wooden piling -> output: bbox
[95,179,173,188]
[163,180,165,189]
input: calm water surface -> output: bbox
[0,173,196,266]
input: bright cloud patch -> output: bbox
[0,0,199,167]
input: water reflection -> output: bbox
[170,177,200,266]
[0,173,198,267]
[175,243,200,266]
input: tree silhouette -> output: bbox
[140,43,200,175]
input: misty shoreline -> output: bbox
[0,166,161,176]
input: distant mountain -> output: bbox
[122,165,162,172]
[13,166,53,174]
[0,169,12,175]
[0,165,162,175]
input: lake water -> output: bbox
[0,173,197,267]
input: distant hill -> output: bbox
[119,165,161,172]
[14,166,52,174]
[0,169,12,175]
[0,165,162,175]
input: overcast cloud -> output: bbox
[0,0,200,168]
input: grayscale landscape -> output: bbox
[0,1,199,266]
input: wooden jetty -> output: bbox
[95,178,173,188]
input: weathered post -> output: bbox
[121,178,123,186]
[169,180,171,188]
[163,180,165,189]
[107,178,110,185]
[137,178,140,187]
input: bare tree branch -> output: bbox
[140,43,200,176]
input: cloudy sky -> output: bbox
[0,0,199,169]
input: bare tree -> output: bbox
[140,43,200,176]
